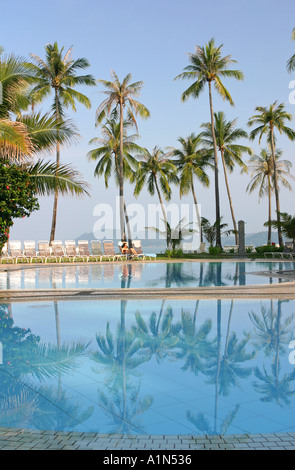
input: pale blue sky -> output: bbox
[4,0,295,241]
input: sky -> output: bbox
[3,0,295,242]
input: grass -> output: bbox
[156,252,266,260]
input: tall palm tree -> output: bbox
[246,148,293,245]
[28,42,96,243]
[88,117,143,242]
[287,27,295,73]
[96,71,150,246]
[175,38,244,247]
[134,146,178,235]
[170,133,212,244]
[200,112,251,244]
[248,102,295,246]
[0,52,90,246]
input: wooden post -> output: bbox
[238,220,246,256]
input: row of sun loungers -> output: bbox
[0,240,156,264]
[264,249,295,260]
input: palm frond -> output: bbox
[26,159,90,197]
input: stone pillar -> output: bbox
[238,220,246,256]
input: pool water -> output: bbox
[1,298,295,436]
[0,261,293,290]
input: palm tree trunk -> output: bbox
[224,300,234,357]
[214,299,222,433]
[54,300,62,399]
[124,200,133,248]
[208,81,221,248]
[191,178,203,243]
[119,299,127,421]
[119,100,127,242]
[50,88,60,244]
[115,152,131,245]
[220,150,238,245]
[270,127,283,247]
[267,174,272,245]
[154,176,169,247]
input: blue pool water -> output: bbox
[1,298,295,436]
[0,261,293,290]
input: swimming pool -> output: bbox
[1,298,295,436]
[0,261,293,290]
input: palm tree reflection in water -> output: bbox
[0,303,92,431]
[250,300,295,406]
[1,297,295,435]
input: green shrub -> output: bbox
[208,246,223,255]
[164,248,184,258]
[255,245,283,254]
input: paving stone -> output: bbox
[0,427,294,450]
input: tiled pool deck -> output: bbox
[0,427,295,450]
[1,259,295,450]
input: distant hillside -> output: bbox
[222,231,280,247]
[75,230,281,253]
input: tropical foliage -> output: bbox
[0,46,91,243]
[0,163,39,249]
[175,38,244,247]
[95,71,150,245]
[264,212,295,250]
[201,112,251,243]
[246,149,293,245]
[134,146,178,235]
[2,29,295,253]
[28,42,96,242]
[248,102,295,246]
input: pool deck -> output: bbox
[0,427,294,450]
[1,258,295,451]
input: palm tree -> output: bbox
[0,53,90,246]
[246,148,293,245]
[201,216,234,248]
[88,117,143,241]
[170,133,212,244]
[134,146,177,237]
[146,217,195,251]
[265,212,295,250]
[287,27,295,73]
[201,112,251,244]
[248,101,295,246]
[88,118,141,188]
[175,38,244,247]
[28,42,96,242]
[96,71,150,246]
